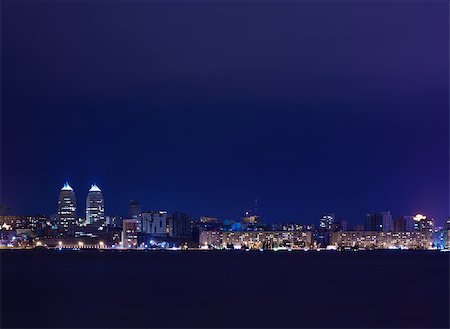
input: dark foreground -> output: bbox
[1,250,449,328]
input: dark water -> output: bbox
[1,250,449,328]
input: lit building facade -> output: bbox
[57,182,77,236]
[168,212,192,239]
[85,184,105,226]
[330,231,431,249]
[128,199,141,220]
[200,230,312,249]
[141,210,168,237]
[0,215,49,236]
[128,199,142,231]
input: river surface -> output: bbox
[1,249,448,328]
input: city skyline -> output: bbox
[1,2,449,328]
[2,174,448,227]
[3,180,444,230]
[2,2,448,227]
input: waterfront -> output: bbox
[1,250,448,328]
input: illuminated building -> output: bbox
[355,224,364,231]
[430,227,447,249]
[128,199,141,220]
[315,213,335,246]
[168,212,192,238]
[85,184,105,226]
[394,215,414,232]
[319,213,334,229]
[330,231,431,249]
[199,216,221,224]
[35,237,112,249]
[57,182,77,236]
[338,219,348,231]
[141,210,168,237]
[242,210,259,225]
[272,223,308,231]
[122,219,139,248]
[128,199,142,231]
[200,230,312,249]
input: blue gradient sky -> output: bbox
[2,1,448,226]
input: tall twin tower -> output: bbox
[57,182,105,234]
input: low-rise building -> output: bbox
[168,212,192,239]
[330,231,431,249]
[122,219,139,248]
[200,230,312,249]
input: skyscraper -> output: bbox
[413,214,434,232]
[128,199,142,231]
[57,182,77,235]
[168,212,192,239]
[365,211,393,232]
[128,199,141,220]
[394,215,415,232]
[86,184,105,226]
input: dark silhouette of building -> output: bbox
[86,184,105,227]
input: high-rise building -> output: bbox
[141,210,168,237]
[57,182,77,236]
[86,184,105,226]
[128,199,141,219]
[413,214,434,232]
[319,213,334,230]
[365,211,393,232]
[168,212,192,239]
[0,205,11,216]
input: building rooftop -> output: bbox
[61,182,73,191]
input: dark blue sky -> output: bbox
[2,1,448,226]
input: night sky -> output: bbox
[2,1,448,226]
